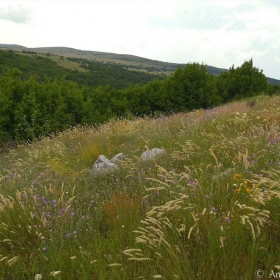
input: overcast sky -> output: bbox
[0,0,279,79]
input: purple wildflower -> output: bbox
[225,217,231,223]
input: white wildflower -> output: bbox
[50,271,61,276]
[34,274,43,280]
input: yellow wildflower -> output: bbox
[236,188,241,194]
[234,174,242,181]
[246,187,253,194]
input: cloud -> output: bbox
[0,4,32,24]
[145,1,245,31]
[0,0,279,79]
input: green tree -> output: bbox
[87,86,116,124]
[0,69,25,141]
[165,63,220,111]
[216,59,267,101]
[125,84,151,116]
[143,79,172,113]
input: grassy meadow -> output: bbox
[20,52,89,73]
[1,95,280,279]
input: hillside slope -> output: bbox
[0,44,280,85]
[0,48,163,89]
[0,44,229,76]
[1,43,280,85]
[1,95,280,278]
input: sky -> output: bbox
[0,0,279,79]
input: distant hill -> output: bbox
[0,44,228,76]
[0,47,164,89]
[0,44,279,85]
[267,77,280,85]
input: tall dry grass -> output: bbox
[1,95,280,279]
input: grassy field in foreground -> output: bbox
[1,95,280,279]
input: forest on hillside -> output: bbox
[0,50,279,145]
[0,49,163,89]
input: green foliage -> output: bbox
[164,63,221,110]
[0,50,68,81]
[216,59,267,102]
[267,84,280,95]
[0,72,79,142]
[124,64,221,116]
[0,56,273,146]
[67,57,163,89]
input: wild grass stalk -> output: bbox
[0,95,280,278]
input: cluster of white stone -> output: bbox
[91,148,166,175]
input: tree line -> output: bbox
[0,58,279,144]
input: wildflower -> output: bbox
[205,195,210,199]
[70,256,77,260]
[73,230,77,235]
[243,180,249,186]
[50,271,61,276]
[225,217,231,223]
[34,274,43,280]
[42,247,47,252]
[236,188,241,194]
[211,206,216,211]
[234,174,242,181]
[66,233,71,238]
[246,187,253,194]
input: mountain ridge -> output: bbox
[0,43,279,85]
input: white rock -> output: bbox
[140,148,166,162]
[92,155,118,174]
[110,152,126,164]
